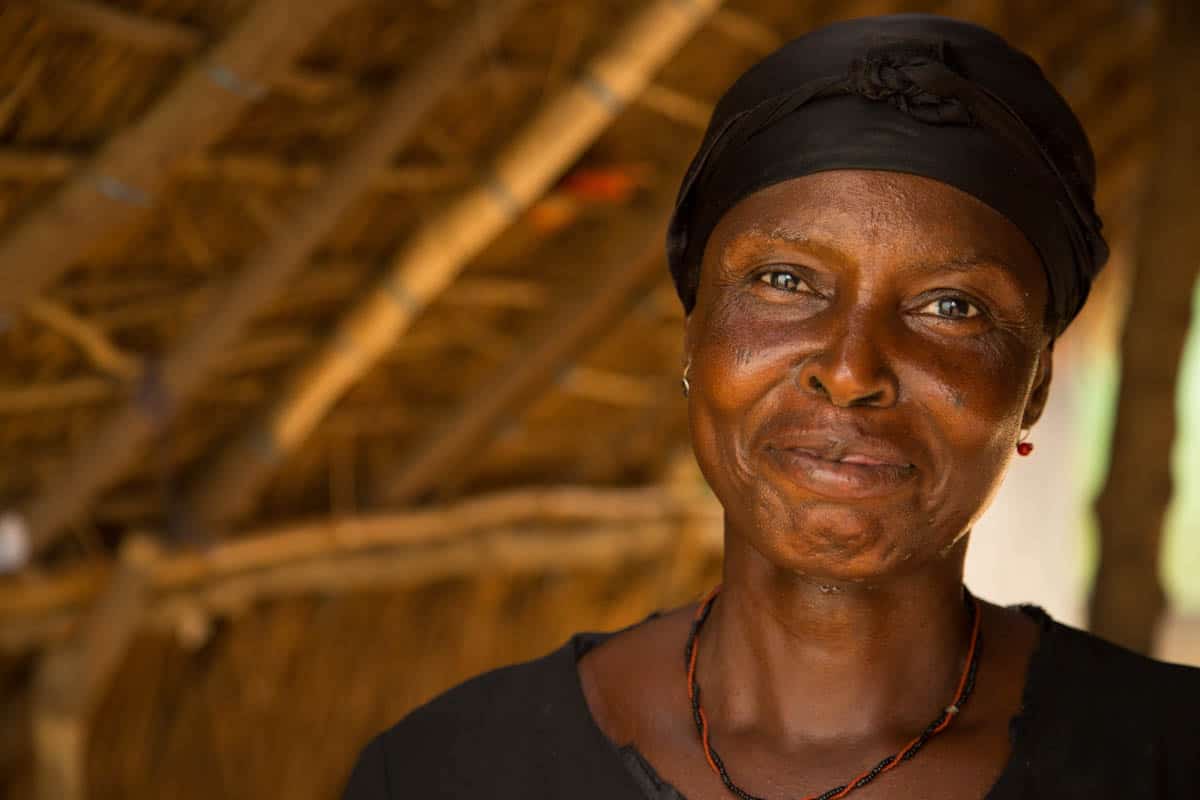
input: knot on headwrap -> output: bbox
[847,42,972,124]
[666,14,1110,339]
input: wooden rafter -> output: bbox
[12,0,531,562]
[378,188,678,506]
[1089,0,1198,653]
[0,486,722,653]
[31,0,204,54]
[0,148,471,191]
[24,1,428,105]
[31,535,159,800]
[0,0,359,322]
[0,4,1146,190]
[709,7,782,55]
[639,83,712,130]
[25,299,140,381]
[0,378,113,415]
[185,0,726,530]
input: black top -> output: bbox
[341,605,1200,799]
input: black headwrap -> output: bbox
[667,14,1109,338]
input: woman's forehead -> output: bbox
[708,170,1045,280]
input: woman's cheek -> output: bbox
[694,314,789,411]
[912,335,1022,420]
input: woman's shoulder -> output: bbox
[340,630,631,799]
[394,635,585,734]
[347,636,580,767]
[1021,606,1200,744]
[1029,606,1200,693]
[982,606,1200,797]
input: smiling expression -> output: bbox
[683,169,1054,582]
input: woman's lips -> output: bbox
[764,446,916,499]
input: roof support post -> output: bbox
[31,536,158,800]
[1089,0,1200,653]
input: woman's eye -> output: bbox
[917,296,982,319]
[758,269,809,293]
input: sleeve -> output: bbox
[340,732,391,800]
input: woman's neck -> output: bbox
[697,536,974,745]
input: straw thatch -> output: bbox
[0,0,1173,797]
[0,0,1154,560]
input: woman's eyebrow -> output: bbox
[733,228,847,262]
[907,255,1022,285]
[733,231,1026,290]
[906,255,1033,309]
[913,254,1010,271]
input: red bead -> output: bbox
[1017,442,1034,456]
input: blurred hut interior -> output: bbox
[0,0,1197,797]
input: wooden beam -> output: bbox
[31,534,158,800]
[25,299,140,381]
[378,190,676,505]
[559,366,661,408]
[173,154,471,191]
[0,6,1146,191]
[0,378,113,415]
[709,8,782,55]
[639,83,712,130]
[0,485,722,652]
[1017,1,1117,68]
[11,0,529,562]
[1055,7,1154,109]
[0,148,471,191]
[185,0,726,530]
[0,0,358,324]
[266,65,357,103]
[659,445,723,606]
[32,0,204,54]
[27,0,363,102]
[1089,0,1200,653]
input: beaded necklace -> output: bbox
[684,586,982,800]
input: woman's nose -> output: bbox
[797,318,899,408]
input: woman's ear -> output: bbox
[1021,343,1054,429]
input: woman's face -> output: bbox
[684,169,1053,583]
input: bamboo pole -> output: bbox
[10,0,530,562]
[0,0,358,323]
[709,8,782,55]
[187,0,725,529]
[1089,0,1200,653]
[639,83,712,130]
[26,299,140,381]
[0,485,721,652]
[24,1,452,107]
[32,0,205,53]
[2,486,686,614]
[0,149,470,190]
[660,446,723,605]
[377,189,677,506]
[31,535,158,800]
[0,378,113,414]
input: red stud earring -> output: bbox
[1016,428,1034,456]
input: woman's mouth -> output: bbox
[764,446,916,499]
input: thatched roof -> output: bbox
[0,0,1152,565]
[0,0,1168,797]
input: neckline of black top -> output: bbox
[563,602,1056,800]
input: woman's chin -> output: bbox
[750,504,927,582]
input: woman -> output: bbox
[343,14,1200,799]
